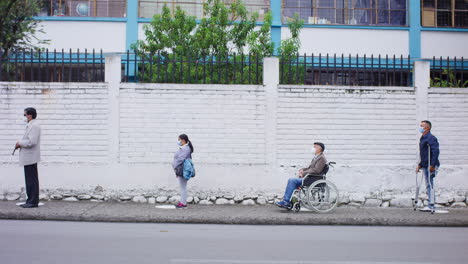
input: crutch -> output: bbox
[427,145,435,214]
[412,170,424,210]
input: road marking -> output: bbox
[155,205,176,209]
[16,202,44,206]
[170,259,438,264]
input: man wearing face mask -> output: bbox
[275,142,327,209]
[416,120,440,212]
[15,107,41,208]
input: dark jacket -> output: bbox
[302,153,328,175]
[419,131,440,168]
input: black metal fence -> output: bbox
[430,57,467,88]
[0,49,105,82]
[280,54,413,86]
[122,51,263,85]
[1,49,467,88]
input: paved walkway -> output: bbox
[1,201,467,226]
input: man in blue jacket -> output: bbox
[416,120,440,212]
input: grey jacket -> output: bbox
[302,153,327,175]
[19,119,41,166]
[172,145,192,176]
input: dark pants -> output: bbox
[24,163,39,205]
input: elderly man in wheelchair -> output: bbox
[275,142,339,213]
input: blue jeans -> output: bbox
[423,167,438,209]
[282,178,303,202]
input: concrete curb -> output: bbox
[1,201,468,227]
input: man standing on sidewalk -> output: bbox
[15,107,41,208]
[416,120,440,212]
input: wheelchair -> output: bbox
[288,162,339,213]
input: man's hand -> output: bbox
[15,141,21,149]
[415,165,421,173]
[430,166,436,172]
[298,169,304,178]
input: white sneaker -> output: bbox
[419,206,432,212]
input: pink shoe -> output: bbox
[176,202,187,209]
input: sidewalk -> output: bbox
[1,201,468,226]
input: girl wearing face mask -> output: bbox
[172,134,194,208]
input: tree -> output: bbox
[0,0,48,60]
[279,13,304,58]
[133,1,305,84]
[279,14,304,84]
[133,0,274,84]
[247,11,274,57]
[135,0,266,56]
[133,5,197,57]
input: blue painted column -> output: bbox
[270,0,282,56]
[126,0,139,51]
[409,0,422,58]
[125,0,138,79]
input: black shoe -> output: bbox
[20,203,38,208]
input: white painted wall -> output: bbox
[284,27,409,56]
[1,80,467,195]
[275,85,417,193]
[421,31,468,58]
[428,88,468,167]
[276,86,417,166]
[0,83,110,163]
[36,21,126,52]
[119,84,266,164]
[138,23,148,41]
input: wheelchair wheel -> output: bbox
[306,180,339,213]
[293,203,301,213]
[287,189,300,211]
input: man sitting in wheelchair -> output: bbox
[275,142,327,209]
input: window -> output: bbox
[422,0,468,28]
[37,0,126,17]
[283,0,407,26]
[138,0,270,21]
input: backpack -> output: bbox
[183,159,196,180]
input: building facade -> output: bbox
[31,1,468,58]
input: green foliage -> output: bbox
[132,1,304,84]
[194,0,231,54]
[0,0,49,60]
[247,11,274,57]
[136,53,263,84]
[228,0,258,54]
[132,0,281,84]
[278,14,304,84]
[431,68,468,88]
[279,14,304,59]
[134,0,263,57]
[280,60,307,85]
[132,5,197,56]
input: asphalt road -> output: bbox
[1,220,467,264]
